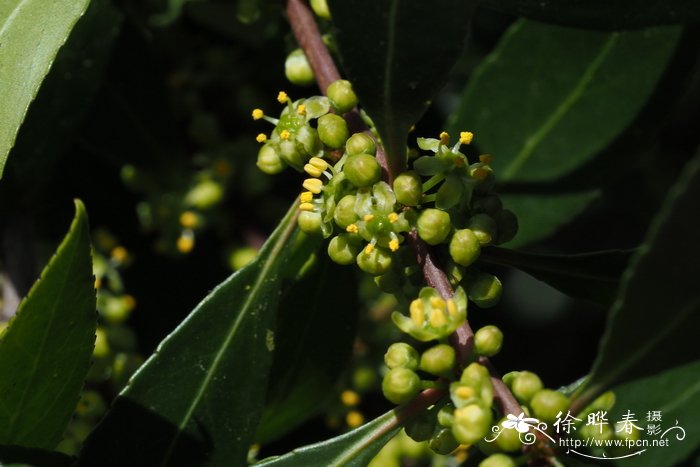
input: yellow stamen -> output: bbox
[455,386,475,400]
[94,277,102,289]
[430,296,446,310]
[341,390,360,407]
[177,234,195,254]
[389,239,399,252]
[388,212,399,223]
[256,133,267,143]
[252,108,264,120]
[300,191,314,203]
[346,411,364,428]
[277,91,289,104]
[297,104,306,115]
[363,214,374,222]
[447,299,458,317]
[110,246,128,264]
[439,131,450,145]
[304,164,323,178]
[430,309,447,328]
[179,211,199,228]
[410,299,425,326]
[460,131,474,145]
[299,202,314,212]
[479,154,493,164]
[308,157,329,171]
[302,178,323,194]
[346,224,359,234]
[364,243,375,254]
[279,130,291,140]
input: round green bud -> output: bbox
[346,133,376,156]
[318,113,349,149]
[419,344,456,376]
[511,371,543,404]
[298,211,323,235]
[494,210,518,245]
[468,272,502,308]
[474,325,504,357]
[343,154,381,187]
[384,342,420,370]
[429,427,459,455]
[352,365,378,392]
[328,234,361,265]
[502,371,520,388]
[76,390,107,421]
[285,49,315,86]
[479,453,517,467]
[185,180,223,210]
[310,0,331,19]
[382,368,421,404]
[417,208,451,245]
[393,171,423,206]
[356,246,392,275]
[278,139,305,169]
[493,416,522,452]
[333,194,358,228]
[229,246,257,270]
[530,389,570,424]
[452,403,493,445]
[473,195,503,216]
[296,125,321,156]
[466,213,498,246]
[437,404,455,427]
[449,229,481,267]
[256,144,286,174]
[327,79,358,113]
[404,409,437,442]
[579,422,614,442]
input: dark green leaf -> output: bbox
[328,0,475,175]
[573,150,700,407]
[77,204,309,466]
[256,257,358,444]
[0,200,95,449]
[476,0,700,29]
[448,20,681,184]
[481,247,633,306]
[0,445,73,467]
[0,0,93,178]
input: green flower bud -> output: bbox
[493,417,522,452]
[318,113,349,149]
[382,368,421,404]
[404,408,437,442]
[467,213,498,246]
[185,180,223,210]
[229,247,257,270]
[452,403,493,445]
[479,453,517,467]
[393,171,423,206]
[449,229,481,267]
[356,246,392,275]
[468,272,502,308]
[474,325,503,357]
[334,194,358,228]
[310,0,331,19]
[344,154,381,187]
[346,133,376,156]
[494,210,518,245]
[473,195,503,216]
[278,139,305,169]
[437,404,455,428]
[384,342,420,370]
[256,144,286,174]
[429,427,459,455]
[530,389,570,424]
[502,371,519,388]
[76,390,107,421]
[417,208,451,245]
[296,125,321,156]
[419,344,456,376]
[298,211,323,235]
[579,422,614,442]
[458,362,494,407]
[328,234,361,265]
[285,49,315,86]
[511,371,543,404]
[327,79,358,113]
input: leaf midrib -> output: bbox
[0,0,31,38]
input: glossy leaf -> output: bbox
[328,0,474,176]
[574,151,700,407]
[482,247,633,306]
[448,20,681,184]
[256,256,358,444]
[77,204,306,466]
[0,200,95,449]
[476,0,700,30]
[0,0,92,178]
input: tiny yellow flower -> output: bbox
[346,410,364,428]
[455,386,475,400]
[363,214,374,222]
[179,211,199,228]
[479,154,493,165]
[388,212,399,223]
[340,389,360,407]
[346,224,359,234]
[439,131,450,145]
[277,91,289,104]
[430,308,447,328]
[279,130,291,140]
[256,133,267,143]
[299,202,314,212]
[389,239,399,252]
[297,104,306,115]
[410,299,425,327]
[302,178,323,194]
[94,276,102,289]
[110,246,128,264]
[177,233,195,254]
[459,131,474,145]
[252,108,264,120]
[300,191,314,203]
[364,243,375,254]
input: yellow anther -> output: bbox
[479,154,493,164]
[460,131,474,145]
[308,157,329,170]
[472,167,489,181]
[430,296,446,310]
[430,309,448,328]
[277,91,289,104]
[304,164,323,178]
[341,390,360,407]
[388,212,399,223]
[410,299,425,327]
[455,386,475,400]
[279,130,291,140]
[346,410,364,428]
[389,239,399,252]
[447,299,458,317]
[297,104,306,115]
[346,224,359,234]
[302,178,323,194]
[252,108,264,120]
[110,246,128,264]
[364,243,375,254]
[300,191,314,203]
[94,276,102,289]
[179,211,199,228]
[299,202,314,212]
[256,133,267,143]
[439,131,450,145]
[177,234,195,254]
[363,214,374,222]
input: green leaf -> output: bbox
[573,150,700,408]
[0,200,95,449]
[475,0,700,29]
[0,0,93,179]
[328,0,474,176]
[256,389,445,466]
[0,445,73,467]
[481,247,633,306]
[448,20,681,184]
[256,257,358,444]
[77,204,308,466]
[500,189,599,247]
